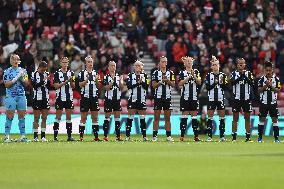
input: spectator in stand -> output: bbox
[37,32,53,59]
[153,1,169,24]
[172,36,188,71]
[70,53,84,77]
[155,18,168,51]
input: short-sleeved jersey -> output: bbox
[258,75,281,105]
[151,69,175,99]
[3,67,27,97]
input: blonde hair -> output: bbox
[85,55,93,62]
[10,54,19,63]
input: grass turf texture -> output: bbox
[0,134,284,189]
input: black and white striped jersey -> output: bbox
[54,69,74,101]
[78,70,100,98]
[126,72,149,103]
[31,71,50,101]
[205,72,228,102]
[103,73,121,100]
[258,75,281,105]
[230,70,254,101]
[179,69,200,101]
[151,69,175,99]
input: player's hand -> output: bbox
[120,75,124,85]
[162,75,168,82]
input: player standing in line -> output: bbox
[78,56,102,141]
[151,56,175,142]
[205,56,228,142]
[178,56,202,142]
[31,61,50,142]
[125,60,149,141]
[53,57,76,141]
[257,61,282,142]
[230,58,254,142]
[102,61,124,141]
[3,54,30,142]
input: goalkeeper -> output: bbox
[3,54,29,142]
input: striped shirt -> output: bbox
[78,70,99,98]
[258,75,281,105]
[230,70,254,101]
[31,71,50,101]
[205,72,228,101]
[126,72,149,103]
[103,73,121,100]
[151,69,175,99]
[179,69,200,101]
[54,69,74,101]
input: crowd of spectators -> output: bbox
[0,0,284,106]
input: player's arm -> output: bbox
[78,71,88,88]
[31,73,44,88]
[220,74,229,89]
[230,72,243,85]
[103,75,113,91]
[270,78,281,93]
[70,72,75,89]
[141,73,149,90]
[126,74,139,89]
[205,74,216,91]
[119,75,125,90]
[53,72,68,89]
[258,77,267,93]
[152,70,162,89]
[164,71,175,87]
[4,70,22,88]
[244,71,254,86]
[178,71,189,86]
[193,70,202,85]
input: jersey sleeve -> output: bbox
[151,70,158,81]
[54,71,60,84]
[78,71,84,82]
[3,69,10,83]
[170,71,175,81]
[276,77,281,89]
[103,75,108,86]
[178,71,184,81]
[141,73,149,90]
[205,73,215,91]
[258,77,264,88]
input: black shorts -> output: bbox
[232,99,252,113]
[32,99,50,110]
[259,103,279,118]
[128,100,147,110]
[104,99,121,112]
[55,99,74,110]
[80,97,99,112]
[180,99,199,112]
[154,98,172,110]
[208,100,225,110]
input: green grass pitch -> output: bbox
[1,134,284,189]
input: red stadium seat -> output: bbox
[278,92,284,100]
[49,98,55,106]
[278,100,284,107]
[49,90,56,99]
